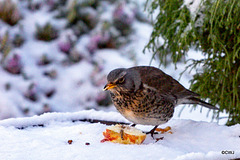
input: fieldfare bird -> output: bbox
[103,66,219,137]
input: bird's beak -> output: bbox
[103,83,116,91]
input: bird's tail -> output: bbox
[182,97,219,110]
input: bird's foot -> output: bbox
[155,126,172,134]
[145,125,159,139]
[145,131,159,139]
[144,131,159,135]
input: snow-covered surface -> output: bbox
[0,110,239,160]
[0,1,236,159]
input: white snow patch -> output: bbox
[183,0,203,18]
[0,110,239,160]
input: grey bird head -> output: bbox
[103,68,142,92]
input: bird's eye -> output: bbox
[118,77,125,83]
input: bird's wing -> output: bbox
[131,66,199,99]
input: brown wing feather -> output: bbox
[129,66,199,99]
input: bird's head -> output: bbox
[103,68,142,93]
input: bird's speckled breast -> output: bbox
[110,87,174,126]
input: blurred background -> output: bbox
[0,0,228,124]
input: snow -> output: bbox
[183,0,205,27]
[0,110,128,128]
[183,0,202,18]
[0,110,239,160]
[0,0,236,159]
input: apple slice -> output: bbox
[101,124,146,144]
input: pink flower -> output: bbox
[5,54,22,74]
[58,40,71,53]
[87,33,111,53]
[113,3,135,25]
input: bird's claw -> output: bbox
[145,131,159,139]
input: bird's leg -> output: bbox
[145,125,159,138]
[131,123,136,127]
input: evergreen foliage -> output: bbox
[145,0,240,125]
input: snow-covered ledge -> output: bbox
[0,110,239,160]
[0,110,129,129]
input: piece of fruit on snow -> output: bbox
[101,124,146,144]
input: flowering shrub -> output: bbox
[4,54,22,74]
[0,0,149,118]
[113,2,135,36]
